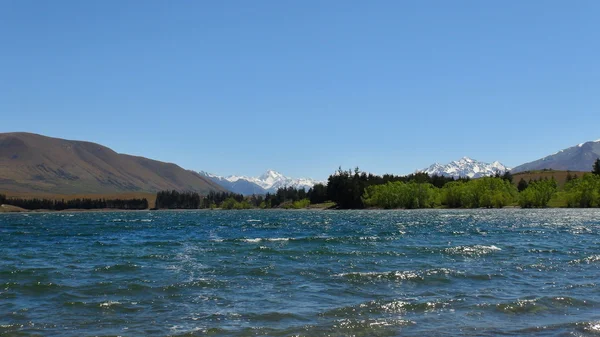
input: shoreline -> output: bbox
[1,205,594,214]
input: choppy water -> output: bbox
[1,209,599,336]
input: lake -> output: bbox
[1,209,599,336]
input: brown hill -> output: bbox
[0,132,226,195]
[512,170,588,188]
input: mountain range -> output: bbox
[2,132,600,197]
[511,140,600,173]
[199,170,323,195]
[418,157,509,178]
[0,132,225,194]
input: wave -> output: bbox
[99,300,121,307]
[240,237,290,243]
[7,281,66,295]
[581,321,600,333]
[0,323,25,335]
[490,296,594,314]
[93,263,141,273]
[457,319,600,336]
[161,278,225,291]
[335,268,462,283]
[335,270,420,280]
[444,245,501,256]
[242,238,263,243]
[169,328,227,337]
[243,311,304,322]
[222,235,390,244]
[0,267,54,279]
[570,255,600,264]
[93,300,142,313]
[323,298,454,317]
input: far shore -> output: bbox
[1,204,593,214]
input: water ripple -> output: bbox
[1,209,599,336]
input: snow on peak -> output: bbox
[259,169,284,181]
[418,157,510,179]
[577,139,600,147]
[199,170,323,193]
[198,170,221,179]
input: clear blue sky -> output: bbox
[1,1,599,180]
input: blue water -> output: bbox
[1,209,599,336]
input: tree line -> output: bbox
[325,167,487,209]
[153,188,316,209]
[155,190,253,209]
[158,162,600,210]
[0,195,148,210]
[5,159,600,211]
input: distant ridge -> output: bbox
[419,157,509,178]
[511,139,600,173]
[199,169,322,195]
[0,132,226,194]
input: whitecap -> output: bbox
[242,238,262,243]
[570,255,600,264]
[334,270,421,280]
[241,237,289,243]
[444,245,501,256]
[380,300,410,313]
[99,301,120,307]
[587,322,600,331]
[266,238,289,242]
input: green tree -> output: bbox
[441,181,468,208]
[363,181,438,209]
[564,174,600,207]
[518,178,558,208]
[473,177,517,208]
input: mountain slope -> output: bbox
[199,172,268,195]
[199,170,322,195]
[511,140,600,173]
[0,132,226,194]
[419,157,509,178]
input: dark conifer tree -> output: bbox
[517,178,529,192]
[502,171,513,183]
[593,158,600,176]
[566,171,574,182]
[308,183,328,204]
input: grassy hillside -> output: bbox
[512,170,587,188]
[0,132,226,195]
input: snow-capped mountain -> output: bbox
[511,139,600,173]
[198,171,268,195]
[418,157,510,178]
[198,170,323,195]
